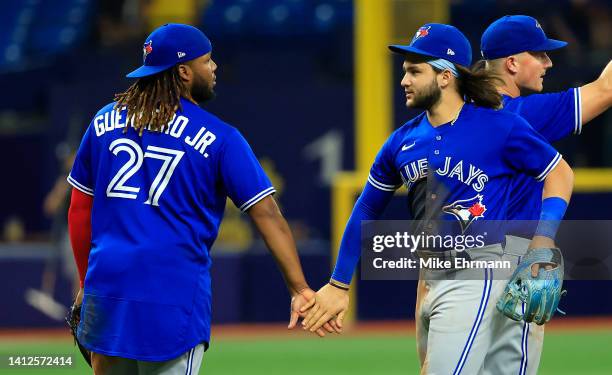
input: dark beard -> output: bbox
[409,78,441,110]
[191,75,215,103]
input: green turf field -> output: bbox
[0,330,611,374]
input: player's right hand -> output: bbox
[288,288,337,337]
[528,235,556,277]
[300,283,349,334]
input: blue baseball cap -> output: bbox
[126,23,212,78]
[389,23,472,68]
[481,15,567,60]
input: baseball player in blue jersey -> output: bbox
[66,24,321,374]
[300,23,574,374]
[475,15,612,375]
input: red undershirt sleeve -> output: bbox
[68,188,93,288]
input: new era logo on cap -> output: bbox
[447,48,455,56]
[177,52,186,58]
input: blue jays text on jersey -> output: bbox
[368,103,561,242]
[68,98,274,361]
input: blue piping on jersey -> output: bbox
[574,88,582,135]
[239,187,276,211]
[535,153,561,182]
[185,346,194,375]
[67,175,94,196]
[453,268,493,375]
[519,320,529,375]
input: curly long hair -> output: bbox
[114,66,188,135]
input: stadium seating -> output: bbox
[0,0,93,72]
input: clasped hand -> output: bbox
[287,284,349,337]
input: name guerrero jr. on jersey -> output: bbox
[92,106,217,159]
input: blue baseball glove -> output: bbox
[497,247,566,325]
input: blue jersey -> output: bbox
[503,88,581,235]
[68,98,274,360]
[369,103,560,243]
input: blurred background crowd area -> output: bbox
[1,0,611,243]
[1,0,611,326]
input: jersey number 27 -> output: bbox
[106,138,184,206]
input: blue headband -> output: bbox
[427,58,459,77]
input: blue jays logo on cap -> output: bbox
[413,26,431,42]
[443,194,487,232]
[143,41,153,61]
[481,15,567,60]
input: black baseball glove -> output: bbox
[66,302,92,367]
